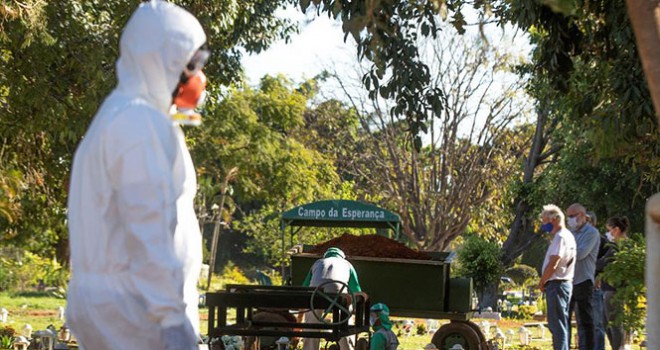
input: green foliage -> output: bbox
[456,235,503,299]
[516,304,537,320]
[0,334,12,350]
[415,323,427,335]
[0,251,69,291]
[207,262,253,291]
[532,138,657,234]
[0,326,15,338]
[0,0,297,260]
[300,0,451,148]
[600,234,646,333]
[190,76,352,266]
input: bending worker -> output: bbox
[66,1,209,349]
[302,247,362,350]
[369,303,400,350]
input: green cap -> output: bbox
[323,247,346,259]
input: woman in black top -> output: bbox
[595,216,629,350]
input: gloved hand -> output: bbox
[163,323,198,350]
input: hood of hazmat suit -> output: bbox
[370,303,393,331]
[302,247,362,293]
[369,303,399,350]
[66,1,206,349]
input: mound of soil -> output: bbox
[308,233,431,260]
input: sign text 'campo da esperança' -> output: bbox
[297,206,386,220]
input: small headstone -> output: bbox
[58,306,65,320]
[423,343,438,350]
[0,308,7,323]
[23,324,33,338]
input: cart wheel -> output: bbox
[356,338,369,350]
[310,280,355,325]
[326,343,341,350]
[431,321,482,350]
[462,320,490,349]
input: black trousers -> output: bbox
[568,280,595,350]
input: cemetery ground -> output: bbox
[1,291,626,350]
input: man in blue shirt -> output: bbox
[566,203,601,350]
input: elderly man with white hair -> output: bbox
[538,204,577,350]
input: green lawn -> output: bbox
[0,291,66,332]
[0,293,629,350]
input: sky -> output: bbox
[241,8,356,87]
[241,7,532,87]
[240,7,534,142]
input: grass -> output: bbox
[0,293,629,350]
[0,291,66,332]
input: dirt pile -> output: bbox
[308,233,431,260]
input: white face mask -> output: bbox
[567,217,579,230]
[369,314,377,326]
[606,231,615,242]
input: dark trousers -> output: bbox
[604,290,625,350]
[569,280,595,350]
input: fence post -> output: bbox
[646,193,660,348]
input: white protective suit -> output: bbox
[66,2,206,349]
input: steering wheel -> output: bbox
[310,280,355,325]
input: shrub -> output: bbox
[0,326,15,338]
[516,305,537,320]
[207,262,251,291]
[0,335,12,350]
[0,265,13,292]
[456,235,503,304]
[601,234,646,334]
[0,251,69,291]
[416,323,427,335]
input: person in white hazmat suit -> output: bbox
[66,1,209,349]
[301,247,362,350]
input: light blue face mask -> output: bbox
[369,313,378,326]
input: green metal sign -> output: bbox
[279,200,401,280]
[281,200,400,229]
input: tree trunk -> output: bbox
[55,232,69,267]
[481,283,499,310]
[625,0,660,124]
[488,109,551,308]
[625,4,660,349]
[500,108,550,267]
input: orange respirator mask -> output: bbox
[171,48,210,126]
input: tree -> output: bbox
[505,264,539,288]
[625,0,660,124]
[456,235,503,307]
[331,29,532,251]
[0,1,297,261]
[190,75,347,268]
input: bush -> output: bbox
[516,305,537,320]
[416,323,427,335]
[207,262,251,291]
[0,335,12,350]
[0,251,69,291]
[456,235,503,301]
[0,326,15,338]
[0,265,13,292]
[601,234,646,334]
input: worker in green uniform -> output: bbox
[302,247,362,350]
[302,247,361,294]
[369,303,399,350]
